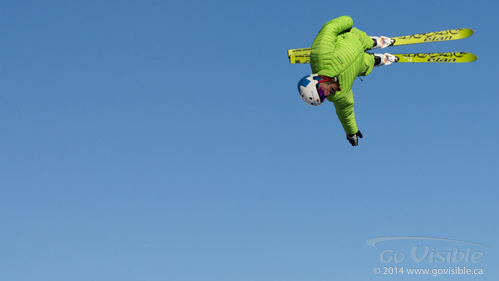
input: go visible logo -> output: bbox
[366,236,493,264]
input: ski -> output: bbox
[289,55,311,64]
[287,28,474,58]
[393,52,477,63]
[289,52,477,64]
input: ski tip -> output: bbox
[461,28,475,37]
[461,52,478,62]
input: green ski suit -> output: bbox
[310,16,375,135]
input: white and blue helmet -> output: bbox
[297,74,322,106]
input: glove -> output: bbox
[346,130,363,146]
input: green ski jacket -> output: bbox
[310,16,375,135]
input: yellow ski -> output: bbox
[287,28,474,58]
[393,52,478,63]
[289,52,477,64]
[289,55,311,64]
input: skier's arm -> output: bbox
[332,89,358,136]
[334,95,363,146]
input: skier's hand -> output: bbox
[346,130,363,146]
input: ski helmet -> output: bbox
[298,74,334,106]
[298,74,322,106]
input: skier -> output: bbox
[297,15,396,146]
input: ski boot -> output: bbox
[373,53,398,67]
[370,36,394,49]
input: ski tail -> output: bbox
[289,55,310,64]
[288,48,311,58]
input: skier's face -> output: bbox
[318,81,341,99]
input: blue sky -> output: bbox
[0,0,498,280]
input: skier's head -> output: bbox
[297,74,340,106]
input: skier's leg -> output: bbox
[359,52,376,76]
[359,53,396,75]
[350,28,374,50]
